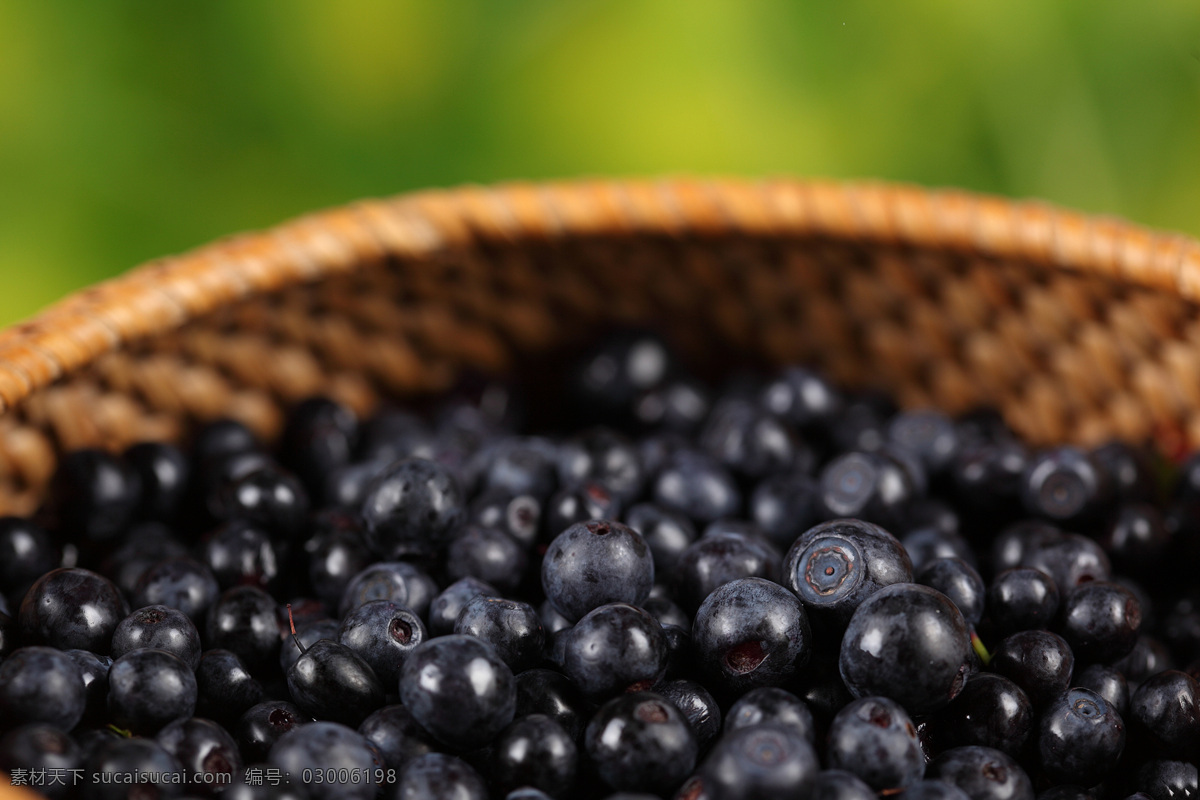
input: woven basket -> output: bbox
[1,178,1199,516]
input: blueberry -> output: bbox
[477,437,560,500]
[302,510,373,610]
[205,585,281,673]
[337,599,426,687]
[634,375,712,433]
[723,687,815,741]
[839,583,970,715]
[542,520,654,622]
[209,464,310,539]
[699,723,819,800]
[901,526,975,574]
[827,696,924,791]
[692,577,811,695]
[279,396,359,499]
[287,638,385,727]
[65,648,112,725]
[570,331,679,427]
[360,457,466,560]
[933,673,1033,757]
[643,595,690,629]
[111,603,202,670]
[1022,447,1111,526]
[85,738,185,800]
[653,450,742,525]
[107,648,197,734]
[585,692,697,795]
[1018,530,1111,594]
[0,516,58,601]
[950,442,1029,530]
[236,700,310,764]
[133,555,221,622]
[916,557,985,626]
[469,488,543,548]
[562,603,667,699]
[399,634,516,750]
[1129,670,1200,758]
[656,679,723,750]
[267,721,379,800]
[0,646,85,731]
[279,617,340,674]
[760,366,843,432]
[446,524,529,594]
[0,723,81,799]
[1076,663,1129,717]
[806,770,878,800]
[1038,688,1125,786]
[750,472,822,551]
[98,522,188,598]
[195,648,265,726]
[156,716,243,786]
[991,630,1074,708]
[193,418,261,465]
[544,482,623,540]
[927,746,1034,800]
[784,519,911,630]
[514,668,590,743]
[124,441,191,522]
[491,713,578,797]
[818,451,918,530]
[1059,581,1142,664]
[987,568,1060,636]
[19,567,127,653]
[557,427,644,502]
[429,577,498,637]
[674,530,782,615]
[1101,503,1171,578]
[700,398,809,481]
[1137,760,1199,800]
[454,595,544,673]
[357,704,436,771]
[49,448,141,542]
[1092,440,1158,504]
[338,561,437,619]
[201,520,281,593]
[888,409,960,477]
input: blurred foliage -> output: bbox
[1,0,1198,325]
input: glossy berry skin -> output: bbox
[303,512,373,610]
[656,679,722,749]
[399,634,516,750]
[1102,504,1171,577]
[49,448,141,541]
[337,600,426,687]
[761,366,843,433]
[901,780,974,800]
[625,502,697,575]
[1092,440,1157,504]
[699,723,820,800]
[133,555,220,622]
[934,673,1033,757]
[991,630,1074,708]
[156,716,243,786]
[84,738,185,800]
[0,646,86,731]
[357,704,436,771]
[987,568,1060,636]
[585,692,697,795]
[784,519,912,629]
[280,618,339,673]
[674,531,782,614]
[561,603,667,699]
[1038,688,1125,786]
[1059,582,1142,664]
[209,465,310,538]
[454,595,544,673]
[700,399,808,481]
[19,567,127,653]
[1137,760,1199,800]
[692,577,812,694]
[338,561,437,619]
[201,520,281,592]
[916,557,985,626]
[724,687,815,741]
[491,713,578,798]
[469,488,542,550]
[544,483,622,540]
[429,577,497,637]
[287,638,385,727]
[1129,670,1200,757]
[476,436,559,501]
[395,752,487,800]
[110,604,202,669]
[652,450,742,525]
[445,524,528,594]
[557,427,644,502]
[0,516,58,600]
[806,770,878,800]
[750,472,822,551]
[0,723,80,800]
[570,331,677,425]
[840,584,970,715]
[267,721,379,800]
[279,397,359,498]
[195,648,264,726]
[236,700,309,763]
[888,409,960,477]
[99,522,187,598]
[927,746,1034,800]
[65,648,111,725]
[107,648,198,734]
[205,585,280,672]
[634,375,712,434]
[901,527,976,574]
[1017,531,1111,591]
[360,457,466,560]
[542,520,654,622]
[515,669,590,743]
[827,696,924,792]
[1077,663,1129,717]
[1021,447,1110,526]
[818,451,918,531]
[124,441,190,522]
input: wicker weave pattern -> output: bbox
[0,179,1198,514]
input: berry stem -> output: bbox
[970,630,991,666]
[286,603,307,656]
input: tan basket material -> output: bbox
[0,178,1198,515]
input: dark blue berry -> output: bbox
[515,668,590,743]
[933,673,1033,758]
[916,557,985,626]
[0,516,58,601]
[124,441,191,522]
[195,648,264,726]
[267,721,379,800]
[724,687,815,741]
[806,770,878,800]
[818,451,918,531]
[84,738,184,800]
[64,648,111,725]
[557,427,644,502]
[991,630,1074,708]
[491,713,578,797]
[699,723,819,800]
[107,648,197,734]
[927,746,1034,800]
[987,568,1060,636]
[656,679,722,750]
[888,409,960,477]
[133,555,220,622]
[201,520,281,592]
[0,646,85,731]
[360,457,466,560]
[0,723,80,799]
[454,595,544,673]
[49,448,141,542]
[1060,581,1142,664]
[446,524,529,594]
[338,561,437,619]
[1021,447,1110,526]
[205,585,281,673]
[357,704,435,771]
[469,488,543,549]
[542,520,654,622]
[279,397,359,500]
[156,716,243,787]
[674,530,781,615]
[562,603,667,699]
[396,752,488,800]
[750,472,822,551]
[302,510,372,610]
[827,696,924,791]
[700,399,809,481]
[544,482,622,540]
[110,604,202,669]
[337,599,426,688]
[236,700,310,764]
[653,450,742,525]
[429,577,497,637]
[209,464,310,539]
[585,692,697,795]
[1130,670,1200,758]
[1076,663,1129,716]
[18,567,127,653]
[1037,688,1125,786]
[279,617,339,674]
[1137,760,1198,800]
[287,636,384,727]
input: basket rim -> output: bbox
[0,177,1197,415]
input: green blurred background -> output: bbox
[1,1,1198,326]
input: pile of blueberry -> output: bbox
[3,331,1200,800]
